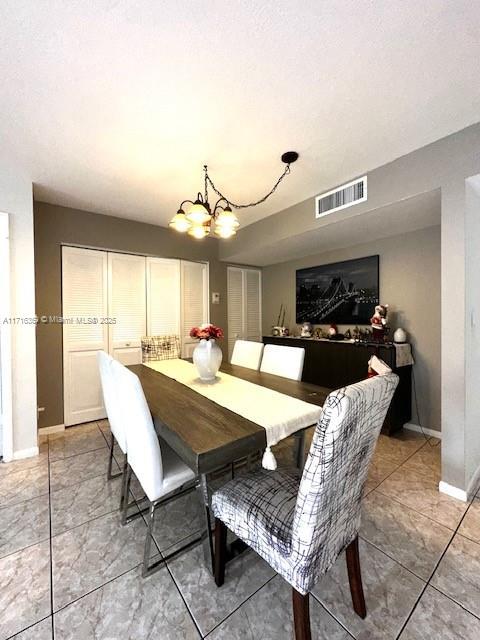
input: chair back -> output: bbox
[231,340,264,370]
[141,335,180,362]
[260,344,305,381]
[110,359,164,502]
[291,373,399,588]
[97,350,127,453]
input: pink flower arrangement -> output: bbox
[189,323,224,340]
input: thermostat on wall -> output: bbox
[211,292,220,304]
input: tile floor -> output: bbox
[1,422,479,639]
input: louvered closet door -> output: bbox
[245,269,262,342]
[108,253,146,365]
[181,260,209,358]
[62,247,108,426]
[146,258,181,336]
[227,267,243,360]
[227,266,262,360]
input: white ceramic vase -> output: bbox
[193,338,223,382]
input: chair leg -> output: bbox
[119,455,128,509]
[214,518,227,587]
[292,589,311,640]
[121,464,133,526]
[142,501,156,577]
[346,535,367,619]
[107,432,115,479]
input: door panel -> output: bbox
[62,247,108,425]
[181,261,209,357]
[108,253,146,362]
[146,258,181,336]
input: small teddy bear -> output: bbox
[370,304,389,343]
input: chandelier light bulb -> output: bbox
[169,210,191,232]
[215,208,239,229]
[188,223,209,239]
[185,201,211,224]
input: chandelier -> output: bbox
[169,151,299,239]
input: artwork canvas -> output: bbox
[296,255,379,324]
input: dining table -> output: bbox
[128,360,330,573]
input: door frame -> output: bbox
[0,212,13,460]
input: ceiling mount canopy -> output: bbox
[169,152,299,239]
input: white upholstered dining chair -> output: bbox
[260,344,305,381]
[111,358,197,576]
[230,340,264,370]
[97,351,128,504]
[212,373,399,640]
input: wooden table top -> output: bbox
[129,361,329,475]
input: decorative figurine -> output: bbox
[353,326,361,342]
[370,304,389,343]
[328,324,338,338]
[300,322,313,338]
[393,327,407,343]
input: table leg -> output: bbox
[196,473,215,574]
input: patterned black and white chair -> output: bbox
[212,373,399,640]
[141,334,180,362]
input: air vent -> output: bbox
[315,176,367,218]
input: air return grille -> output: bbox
[315,176,367,218]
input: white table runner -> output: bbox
[144,359,322,470]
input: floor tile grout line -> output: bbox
[49,443,109,464]
[356,535,434,584]
[134,492,203,638]
[309,592,356,639]
[4,614,52,640]
[394,480,477,639]
[373,488,463,533]
[201,573,278,639]
[50,495,139,541]
[47,436,55,639]
[427,582,480,622]
[364,438,432,497]
[50,458,121,495]
[52,562,147,616]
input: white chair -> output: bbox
[230,340,264,370]
[97,351,127,496]
[260,344,305,381]
[111,358,197,576]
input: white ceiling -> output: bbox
[1,1,480,228]
[223,189,441,266]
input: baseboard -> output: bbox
[404,422,442,439]
[38,423,65,435]
[12,446,40,461]
[439,480,468,503]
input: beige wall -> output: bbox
[262,225,441,431]
[34,201,229,429]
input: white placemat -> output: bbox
[144,359,322,470]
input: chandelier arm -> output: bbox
[179,199,194,207]
[205,164,291,210]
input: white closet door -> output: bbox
[108,253,146,365]
[245,269,262,341]
[146,258,181,336]
[181,260,209,357]
[227,266,262,360]
[227,267,244,359]
[63,247,108,426]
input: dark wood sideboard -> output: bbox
[262,336,412,435]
